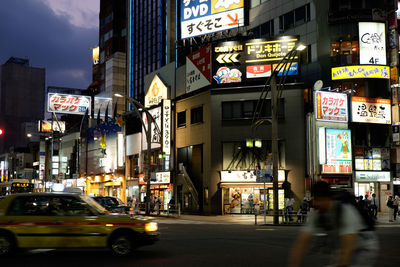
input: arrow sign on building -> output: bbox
[216,53,240,64]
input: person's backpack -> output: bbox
[334,190,375,231]
[387,199,394,208]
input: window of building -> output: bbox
[177,110,186,128]
[330,39,359,66]
[249,20,274,39]
[279,4,310,32]
[191,106,203,124]
[222,99,285,120]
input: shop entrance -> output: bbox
[223,187,261,214]
[354,182,375,199]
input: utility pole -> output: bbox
[145,112,152,215]
[271,74,279,225]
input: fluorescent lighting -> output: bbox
[296,44,307,51]
[114,93,124,98]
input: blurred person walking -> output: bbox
[287,181,378,267]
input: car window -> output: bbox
[50,196,94,216]
[7,196,51,216]
[106,198,118,206]
[81,196,107,214]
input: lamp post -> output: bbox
[115,93,161,215]
[252,43,306,225]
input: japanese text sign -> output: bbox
[186,44,212,93]
[48,93,91,115]
[359,22,386,65]
[315,91,348,122]
[180,0,245,39]
[142,107,162,150]
[351,96,391,124]
[212,36,299,85]
[332,65,390,80]
[245,37,297,63]
[162,99,171,155]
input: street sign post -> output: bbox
[254,169,273,224]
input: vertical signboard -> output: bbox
[142,107,162,150]
[359,22,386,65]
[315,91,348,122]
[180,0,245,39]
[162,99,171,155]
[186,44,212,93]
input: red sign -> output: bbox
[322,164,352,174]
[246,65,271,78]
[186,44,212,93]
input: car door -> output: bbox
[5,195,63,248]
[49,195,107,248]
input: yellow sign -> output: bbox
[92,46,99,65]
[331,65,390,80]
[211,0,243,13]
[145,75,168,108]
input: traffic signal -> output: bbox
[0,128,3,135]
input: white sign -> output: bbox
[359,22,386,65]
[351,97,391,124]
[180,0,245,39]
[145,75,168,108]
[315,91,348,122]
[355,171,390,182]
[151,172,171,184]
[117,133,124,167]
[162,100,171,155]
[221,170,284,182]
[48,93,91,115]
[318,127,326,164]
[142,107,162,150]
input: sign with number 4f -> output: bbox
[359,22,386,65]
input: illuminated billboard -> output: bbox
[180,0,245,39]
[47,93,91,115]
[359,22,386,65]
[145,75,169,108]
[38,120,66,133]
[320,128,352,174]
[186,44,212,93]
[331,65,390,80]
[92,46,99,65]
[351,97,391,124]
[315,91,348,122]
[212,36,299,85]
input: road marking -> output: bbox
[255,228,275,231]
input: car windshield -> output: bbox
[80,195,108,214]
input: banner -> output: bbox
[186,44,212,93]
[322,129,352,174]
[332,65,390,80]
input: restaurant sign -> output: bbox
[351,97,391,124]
[331,65,390,80]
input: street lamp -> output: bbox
[252,43,306,225]
[115,93,161,215]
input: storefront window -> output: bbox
[330,39,359,66]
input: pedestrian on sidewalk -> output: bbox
[284,195,295,222]
[387,196,394,222]
[130,195,137,215]
[394,195,399,221]
[370,193,378,220]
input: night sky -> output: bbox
[0,0,99,89]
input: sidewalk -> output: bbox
[147,211,400,226]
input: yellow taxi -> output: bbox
[0,193,158,255]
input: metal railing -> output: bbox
[254,209,308,225]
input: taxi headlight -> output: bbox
[144,222,158,232]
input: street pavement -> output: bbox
[1,213,398,267]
